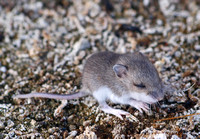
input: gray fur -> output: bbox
[82,51,164,100]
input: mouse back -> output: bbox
[82,51,165,104]
[81,51,120,93]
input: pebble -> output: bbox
[0,66,6,72]
[76,127,97,139]
[7,119,14,128]
[37,18,48,28]
[83,120,92,126]
[8,69,18,76]
[48,127,55,134]
[0,120,5,129]
[171,135,181,139]
[66,130,77,139]
[87,2,100,18]
[31,119,37,127]
[35,113,45,121]
[67,115,75,122]
[194,44,200,51]
[79,38,91,50]
[69,125,76,131]
[8,131,15,138]
[174,51,181,58]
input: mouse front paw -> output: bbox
[109,109,130,120]
[100,103,138,121]
[129,100,149,113]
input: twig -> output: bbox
[181,83,195,92]
[155,113,200,122]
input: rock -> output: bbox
[66,130,77,139]
[0,66,6,72]
[194,44,200,51]
[7,119,14,128]
[79,38,91,50]
[174,51,181,58]
[75,127,97,139]
[0,120,5,129]
[83,120,92,126]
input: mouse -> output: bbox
[13,51,169,120]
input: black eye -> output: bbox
[134,83,146,88]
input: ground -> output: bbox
[0,0,200,138]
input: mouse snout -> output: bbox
[150,90,164,101]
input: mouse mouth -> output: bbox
[130,92,158,104]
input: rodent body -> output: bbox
[14,51,167,120]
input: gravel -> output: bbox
[0,0,200,138]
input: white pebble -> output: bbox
[175,51,181,58]
[171,135,180,139]
[194,44,200,51]
[0,66,6,72]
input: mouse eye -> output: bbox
[134,83,146,89]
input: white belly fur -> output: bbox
[93,86,157,105]
[93,86,130,104]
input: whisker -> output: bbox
[182,83,195,92]
[177,83,196,96]
[156,101,161,108]
[150,93,158,103]
[149,104,151,113]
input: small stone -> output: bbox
[66,130,77,139]
[0,66,6,72]
[80,39,91,50]
[174,51,181,58]
[48,127,55,134]
[13,39,21,47]
[37,18,48,28]
[31,119,36,127]
[7,119,14,128]
[157,19,163,25]
[14,130,22,136]
[83,120,92,126]
[58,26,68,34]
[8,69,18,76]
[87,2,100,18]
[69,125,76,131]
[143,0,150,6]
[8,131,15,138]
[19,124,27,132]
[194,44,200,51]
[63,130,68,138]
[76,127,97,139]
[4,84,9,90]
[77,51,86,60]
[35,113,45,121]
[0,121,5,129]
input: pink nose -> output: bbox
[157,96,164,101]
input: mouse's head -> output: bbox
[113,52,165,104]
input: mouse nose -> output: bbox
[157,95,164,101]
[150,91,164,101]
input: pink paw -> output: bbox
[130,101,149,113]
[110,109,130,120]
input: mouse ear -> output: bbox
[113,64,128,78]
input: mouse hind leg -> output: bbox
[93,86,138,121]
[99,101,130,120]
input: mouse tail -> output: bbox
[13,91,88,100]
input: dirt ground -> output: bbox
[0,0,199,138]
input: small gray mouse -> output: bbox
[14,51,168,120]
